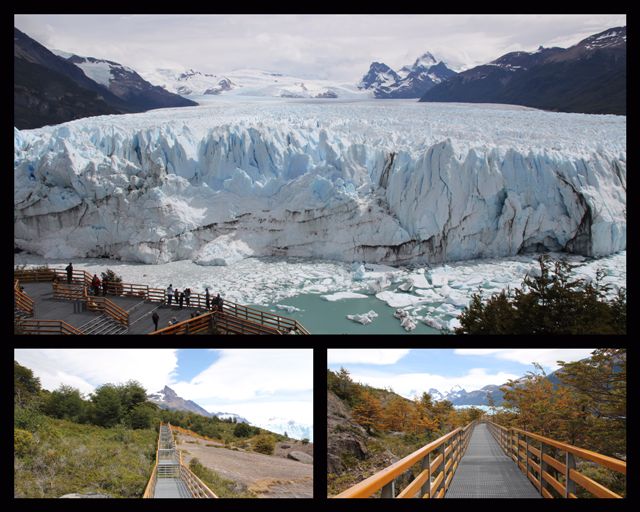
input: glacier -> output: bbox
[14,100,626,265]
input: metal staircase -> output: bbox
[78,314,128,335]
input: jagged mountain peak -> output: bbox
[412,52,438,68]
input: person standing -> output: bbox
[91,274,101,295]
[179,291,185,308]
[167,284,174,306]
[185,288,191,307]
[174,288,179,306]
[102,276,108,296]
[205,287,211,310]
[152,311,159,331]
[65,262,73,284]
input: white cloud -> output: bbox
[14,349,179,395]
[454,349,596,371]
[328,349,410,366]
[171,349,313,402]
[348,368,520,399]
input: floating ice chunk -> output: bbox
[415,288,443,301]
[409,272,431,289]
[431,273,448,287]
[423,316,446,330]
[393,308,408,319]
[275,304,302,313]
[321,291,368,301]
[346,310,378,325]
[353,264,366,281]
[376,291,426,308]
[447,317,462,331]
[400,315,417,331]
[398,280,414,292]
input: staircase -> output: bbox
[79,314,128,335]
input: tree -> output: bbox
[382,396,412,432]
[233,422,253,438]
[14,361,41,407]
[456,255,626,334]
[117,381,147,412]
[351,390,383,435]
[128,403,156,429]
[43,385,84,421]
[92,384,123,427]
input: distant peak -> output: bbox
[413,52,438,68]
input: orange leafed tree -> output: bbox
[352,390,383,434]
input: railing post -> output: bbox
[565,451,576,498]
[380,479,395,498]
[526,434,530,479]
[539,441,545,497]
[421,451,431,498]
[443,438,448,493]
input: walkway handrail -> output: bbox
[334,421,476,498]
[150,311,215,335]
[179,464,218,498]
[14,279,35,316]
[143,422,165,498]
[14,318,84,335]
[15,266,308,334]
[486,421,626,498]
[86,296,129,326]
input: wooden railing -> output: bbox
[14,280,34,316]
[52,282,88,301]
[487,421,626,498]
[14,266,309,334]
[86,297,129,326]
[14,319,83,335]
[213,311,284,335]
[335,421,476,498]
[150,311,215,335]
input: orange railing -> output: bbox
[487,421,626,498]
[150,311,214,335]
[14,279,34,316]
[14,319,83,335]
[334,421,476,498]
[86,296,129,326]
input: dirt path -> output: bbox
[176,432,313,498]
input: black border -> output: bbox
[8,7,637,512]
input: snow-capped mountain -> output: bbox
[428,384,504,406]
[14,100,625,265]
[148,385,213,417]
[142,67,363,100]
[56,53,197,111]
[359,52,457,98]
[252,417,313,442]
[421,26,626,115]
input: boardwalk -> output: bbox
[446,423,541,498]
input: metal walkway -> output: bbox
[154,478,191,498]
[446,423,541,498]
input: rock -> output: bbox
[287,451,313,464]
[60,493,111,498]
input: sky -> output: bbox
[14,14,626,82]
[327,348,597,399]
[14,348,313,426]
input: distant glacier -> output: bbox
[14,100,626,265]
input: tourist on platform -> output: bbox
[185,288,191,307]
[216,293,224,310]
[205,288,211,310]
[102,277,108,296]
[65,262,73,284]
[91,274,101,295]
[174,288,179,305]
[179,291,185,308]
[152,311,159,331]
[168,316,178,326]
[167,284,174,306]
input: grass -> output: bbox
[14,413,156,498]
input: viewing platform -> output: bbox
[14,267,309,335]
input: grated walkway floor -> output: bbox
[446,423,541,498]
[153,478,192,498]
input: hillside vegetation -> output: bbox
[14,361,294,498]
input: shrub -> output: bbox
[253,434,276,455]
[233,422,252,438]
[14,429,35,457]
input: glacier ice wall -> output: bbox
[14,102,626,265]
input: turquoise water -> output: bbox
[254,293,440,335]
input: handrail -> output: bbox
[14,266,308,334]
[335,421,476,498]
[86,296,129,326]
[150,311,215,335]
[486,421,625,498]
[14,279,35,316]
[14,319,84,335]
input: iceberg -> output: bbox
[14,101,626,265]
